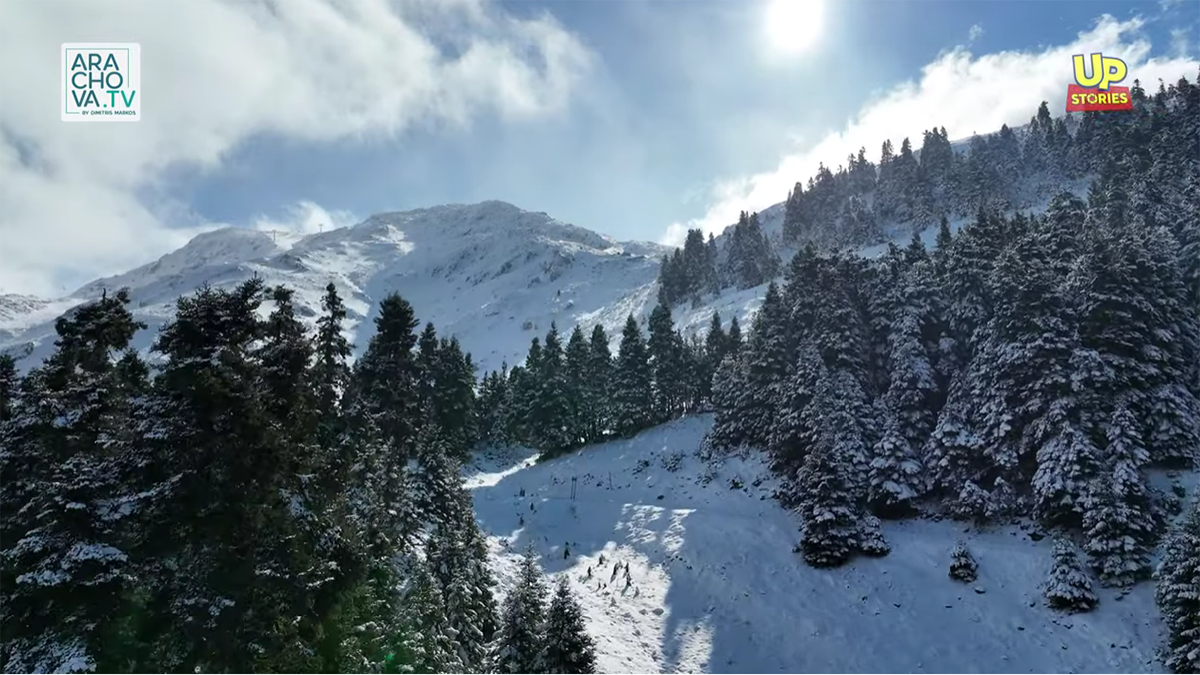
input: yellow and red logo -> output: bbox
[1066,53,1132,112]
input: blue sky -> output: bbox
[0,0,1197,295]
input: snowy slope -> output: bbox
[466,415,1172,674]
[0,202,672,375]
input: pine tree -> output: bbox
[740,283,791,448]
[610,316,653,437]
[492,546,549,674]
[1155,499,1200,674]
[428,502,499,673]
[400,562,465,673]
[1043,540,1098,613]
[530,324,573,454]
[312,282,355,499]
[563,326,591,449]
[1083,405,1156,587]
[348,293,423,464]
[313,282,353,432]
[430,337,480,459]
[696,311,727,404]
[478,366,511,447]
[0,289,148,673]
[585,325,614,443]
[410,424,468,530]
[259,285,320,469]
[794,437,861,568]
[540,576,597,674]
[793,372,865,568]
[868,413,924,517]
[727,316,743,354]
[134,279,314,671]
[0,353,16,422]
[708,351,751,450]
[647,303,689,421]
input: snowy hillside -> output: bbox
[466,415,1174,674]
[0,202,673,375]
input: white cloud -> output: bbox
[0,0,592,296]
[664,15,1199,245]
[253,201,358,237]
[968,24,984,43]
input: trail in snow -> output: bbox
[465,415,1169,674]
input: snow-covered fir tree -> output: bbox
[1043,539,1098,613]
[492,546,549,674]
[1083,405,1156,587]
[540,576,598,674]
[1155,499,1200,674]
[399,561,465,673]
[610,315,654,438]
[868,413,924,516]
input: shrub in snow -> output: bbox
[949,541,978,582]
[1043,540,1097,613]
[858,515,891,557]
[660,449,685,472]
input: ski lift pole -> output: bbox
[571,476,577,500]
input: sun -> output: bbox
[764,0,825,57]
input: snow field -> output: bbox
[466,415,1168,674]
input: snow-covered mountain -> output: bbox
[0,201,682,375]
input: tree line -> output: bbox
[476,306,742,457]
[0,281,596,674]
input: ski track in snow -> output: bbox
[465,415,1172,674]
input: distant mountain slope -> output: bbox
[0,201,672,374]
[466,415,1177,674]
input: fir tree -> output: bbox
[868,413,924,517]
[1083,405,1156,587]
[793,372,865,568]
[540,576,597,674]
[492,546,549,674]
[647,303,689,421]
[1043,540,1098,613]
[400,562,465,674]
[313,282,353,428]
[563,326,591,449]
[727,316,743,354]
[610,316,653,437]
[0,353,16,422]
[585,325,614,443]
[531,324,573,454]
[1155,499,1200,674]
[0,289,147,673]
[708,352,751,450]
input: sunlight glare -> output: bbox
[764,0,825,57]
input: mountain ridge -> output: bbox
[0,200,675,375]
